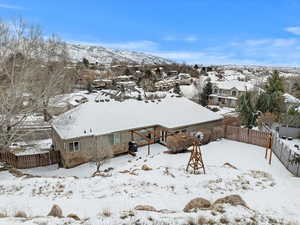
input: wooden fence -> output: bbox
[224,126,270,148]
[0,151,60,169]
[223,126,300,177]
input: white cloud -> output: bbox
[272,38,297,47]
[149,36,300,66]
[69,35,300,66]
[184,36,198,41]
[285,26,300,35]
[232,38,297,48]
[162,35,198,42]
[148,50,235,65]
[0,3,23,10]
[162,35,177,41]
[100,40,158,51]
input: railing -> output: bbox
[271,132,300,176]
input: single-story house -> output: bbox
[51,96,223,168]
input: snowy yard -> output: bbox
[0,140,299,225]
[10,139,52,156]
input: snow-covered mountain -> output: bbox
[67,43,172,65]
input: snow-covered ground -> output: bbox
[281,138,300,155]
[67,42,172,65]
[10,139,53,156]
[0,140,299,225]
[207,105,238,116]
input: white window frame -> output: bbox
[69,141,80,152]
[112,133,121,145]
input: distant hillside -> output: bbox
[67,43,173,65]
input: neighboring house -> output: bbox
[283,93,300,106]
[209,81,254,108]
[48,94,88,116]
[52,96,223,168]
[92,79,113,89]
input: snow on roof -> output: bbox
[213,80,254,92]
[52,96,223,140]
[283,93,300,104]
[209,94,238,100]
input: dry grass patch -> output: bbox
[67,213,80,221]
[101,208,112,217]
[0,211,8,218]
[14,211,27,218]
[197,216,207,225]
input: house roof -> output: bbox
[52,96,223,140]
[213,80,254,92]
[283,93,300,104]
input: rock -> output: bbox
[158,209,177,214]
[134,205,156,212]
[183,197,211,212]
[48,204,63,217]
[92,171,112,177]
[14,211,27,218]
[9,168,24,177]
[67,213,80,221]
[141,164,152,171]
[213,195,248,208]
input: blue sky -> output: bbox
[1,0,300,66]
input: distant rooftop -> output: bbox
[213,80,254,92]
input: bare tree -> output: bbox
[31,34,70,121]
[93,147,113,175]
[0,17,70,151]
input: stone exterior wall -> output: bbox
[52,120,223,168]
[168,120,223,134]
[52,126,162,168]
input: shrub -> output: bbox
[197,216,207,225]
[101,208,112,217]
[210,107,220,112]
[67,213,80,221]
[0,212,7,218]
[14,211,27,218]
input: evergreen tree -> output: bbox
[82,58,89,68]
[155,67,161,75]
[237,92,257,128]
[193,64,199,70]
[124,68,131,75]
[145,70,152,78]
[264,70,285,94]
[256,70,285,119]
[87,81,93,93]
[291,82,300,99]
[200,81,212,106]
[173,83,181,95]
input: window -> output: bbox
[69,141,80,152]
[232,90,237,96]
[110,133,121,145]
